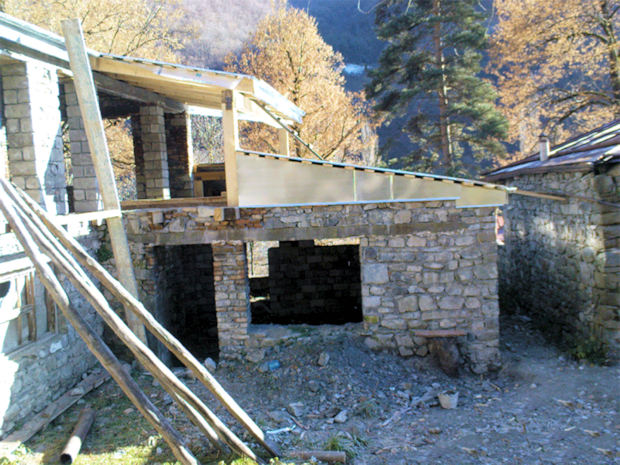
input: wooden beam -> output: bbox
[222,89,240,207]
[55,209,121,226]
[121,196,226,211]
[278,128,289,156]
[61,19,146,343]
[92,72,185,113]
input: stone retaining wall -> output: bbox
[126,200,500,373]
[499,167,619,354]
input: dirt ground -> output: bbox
[9,315,620,465]
[184,314,618,465]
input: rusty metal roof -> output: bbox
[484,120,620,182]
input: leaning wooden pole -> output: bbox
[1,181,261,463]
[61,18,146,343]
[0,188,198,465]
[10,183,280,457]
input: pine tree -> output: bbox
[367,0,508,176]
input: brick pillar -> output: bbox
[131,116,146,199]
[1,62,66,213]
[139,105,170,199]
[63,81,102,212]
[165,112,194,198]
[212,241,250,358]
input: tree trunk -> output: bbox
[432,0,453,172]
[600,0,620,112]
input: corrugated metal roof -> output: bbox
[485,120,620,181]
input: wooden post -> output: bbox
[11,183,279,458]
[278,128,290,156]
[0,186,198,465]
[61,19,146,343]
[222,89,239,207]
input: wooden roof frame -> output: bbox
[0,12,304,124]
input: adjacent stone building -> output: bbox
[486,122,620,356]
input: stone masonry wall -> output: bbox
[125,200,500,373]
[266,241,362,325]
[0,228,102,437]
[499,167,620,354]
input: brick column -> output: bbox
[131,116,146,199]
[1,62,66,213]
[212,241,250,358]
[165,112,194,198]
[63,81,101,212]
[139,105,170,199]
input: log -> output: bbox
[59,407,96,464]
[10,182,280,457]
[289,450,347,463]
[2,181,261,463]
[0,185,198,465]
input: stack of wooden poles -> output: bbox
[0,178,279,465]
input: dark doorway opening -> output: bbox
[248,240,363,325]
[154,244,218,365]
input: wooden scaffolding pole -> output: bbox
[13,183,280,458]
[0,185,198,465]
[0,181,262,463]
[61,19,146,343]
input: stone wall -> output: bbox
[265,240,362,325]
[125,200,500,373]
[0,228,102,438]
[499,166,619,354]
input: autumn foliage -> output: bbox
[225,6,379,163]
[491,0,619,155]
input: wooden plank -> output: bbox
[61,19,146,343]
[45,286,56,333]
[222,89,240,207]
[0,371,110,457]
[412,329,466,338]
[512,188,568,202]
[92,72,185,113]
[121,196,226,211]
[278,128,289,156]
[193,180,204,197]
[54,209,121,226]
[194,172,225,181]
